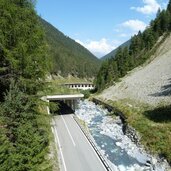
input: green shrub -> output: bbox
[80,90,90,99]
[0,82,50,170]
[49,102,60,115]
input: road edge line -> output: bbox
[72,115,112,171]
[52,119,68,171]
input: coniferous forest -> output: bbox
[0,1,100,170]
[40,18,101,78]
[96,0,171,91]
[0,0,51,170]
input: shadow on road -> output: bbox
[58,101,74,115]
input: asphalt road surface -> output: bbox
[52,114,106,171]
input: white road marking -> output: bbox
[52,119,67,171]
[61,115,76,147]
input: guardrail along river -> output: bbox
[75,100,169,171]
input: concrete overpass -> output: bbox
[43,94,110,171]
[44,94,84,114]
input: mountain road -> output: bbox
[52,114,106,171]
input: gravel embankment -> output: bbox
[98,35,171,106]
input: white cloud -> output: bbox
[121,19,147,32]
[75,38,117,57]
[119,33,129,38]
[113,28,122,33]
[131,0,161,15]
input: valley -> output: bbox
[1,0,171,171]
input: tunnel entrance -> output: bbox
[50,100,74,115]
[44,94,84,115]
[58,100,74,114]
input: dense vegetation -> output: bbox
[40,18,101,78]
[96,1,171,91]
[101,40,131,61]
[0,0,51,170]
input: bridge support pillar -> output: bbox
[69,100,72,110]
[47,100,50,114]
[73,100,76,111]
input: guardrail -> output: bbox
[73,116,113,171]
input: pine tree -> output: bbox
[0,1,50,170]
[167,0,171,14]
[0,81,49,170]
[0,0,49,99]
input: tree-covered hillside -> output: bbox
[101,40,131,61]
[40,18,101,78]
[0,0,51,170]
[96,1,171,91]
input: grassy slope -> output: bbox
[107,99,171,164]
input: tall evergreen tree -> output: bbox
[0,1,51,170]
[167,0,171,14]
[0,0,48,99]
[167,0,171,30]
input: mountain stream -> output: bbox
[75,100,169,171]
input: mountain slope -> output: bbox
[96,4,171,91]
[40,18,101,78]
[101,40,131,60]
[98,34,171,106]
[96,35,171,166]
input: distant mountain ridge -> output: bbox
[40,18,101,78]
[101,40,131,60]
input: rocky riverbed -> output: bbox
[75,100,170,171]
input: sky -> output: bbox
[36,0,169,58]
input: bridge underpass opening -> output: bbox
[45,94,84,115]
[50,100,74,115]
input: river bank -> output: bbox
[75,100,170,171]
